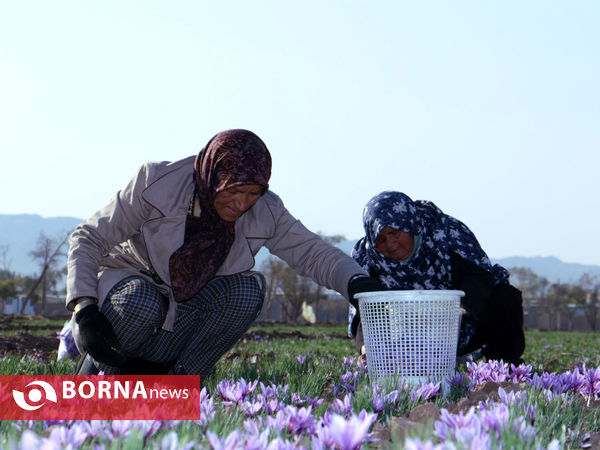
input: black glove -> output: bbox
[347,275,386,309]
[75,304,128,367]
[120,357,175,375]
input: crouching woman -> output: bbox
[349,191,525,365]
[67,129,383,376]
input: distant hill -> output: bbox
[492,256,600,284]
[1,214,599,284]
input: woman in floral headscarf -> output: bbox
[350,191,525,365]
[68,129,381,376]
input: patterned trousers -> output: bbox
[94,273,264,378]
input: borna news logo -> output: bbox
[12,380,58,411]
[1,375,201,420]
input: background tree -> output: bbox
[508,266,550,309]
[259,233,346,323]
[20,231,69,314]
[0,279,17,312]
[260,257,286,321]
[0,244,12,273]
[578,273,600,331]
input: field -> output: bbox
[0,316,599,448]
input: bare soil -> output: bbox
[0,314,63,359]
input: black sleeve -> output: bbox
[450,251,495,319]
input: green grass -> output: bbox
[0,315,66,336]
[1,325,600,448]
[247,323,348,335]
[523,330,600,373]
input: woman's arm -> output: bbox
[263,195,367,300]
[66,164,154,310]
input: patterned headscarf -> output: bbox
[352,191,509,290]
[169,129,272,302]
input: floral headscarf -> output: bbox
[169,129,272,302]
[352,191,509,290]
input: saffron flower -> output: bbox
[330,395,353,417]
[410,381,441,402]
[159,431,196,450]
[317,411,377,450]
[217,378,258,406]
[339,370,359,394]
[305,395,324,408]
[578,364,600,405]
[509,363,533,383]
[206,429,244,450]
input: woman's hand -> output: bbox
[74,304,128,367]
[347,275,386,308]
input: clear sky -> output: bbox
[1,1,599,265]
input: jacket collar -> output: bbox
[141,156,196,217]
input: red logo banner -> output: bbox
[0,375,201,420]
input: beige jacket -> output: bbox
[66,156,366,330]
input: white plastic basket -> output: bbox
[356,290,464,386]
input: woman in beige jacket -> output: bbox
[68,129,383,376]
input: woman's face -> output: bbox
[375,226,414,260]
[213,184,263,222]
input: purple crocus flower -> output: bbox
[17,430,43,449]
[69,421,96,440]
[555,368,585,393]
[305,395,324,408]
[385,390,400,404]
[509,363,533,383]
[529,371,557,391]
[342,356,357,369]
[266,412,289,433]
[197,389,215,427]
[216,380,242,405]
[317,411,377,450]
[330,395,353,417]
[497,386,528,406]
[373,390,385,413]
[296,355,306,364]
[44,423,89,448]
[512,416,537,442]
[217,378,258,406]
[340,371,359,394]
[243,418,262,435]
[410,381,441,402]
[266,437,300,450]
[206,429,244,450]
[159,431,196,450]
[260,382,289,400]
[105,420,133,439]
[434,407,476,441]
[405,436,469,449]
[242,399,264,417]
[402,437,442,449]
[478,403,510,438]
[447,372,469,391]
[292,392,305,406]
[283,405,316,437]
[579,364,600,404]
[264,397,284,414]
[466,360,510,385]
